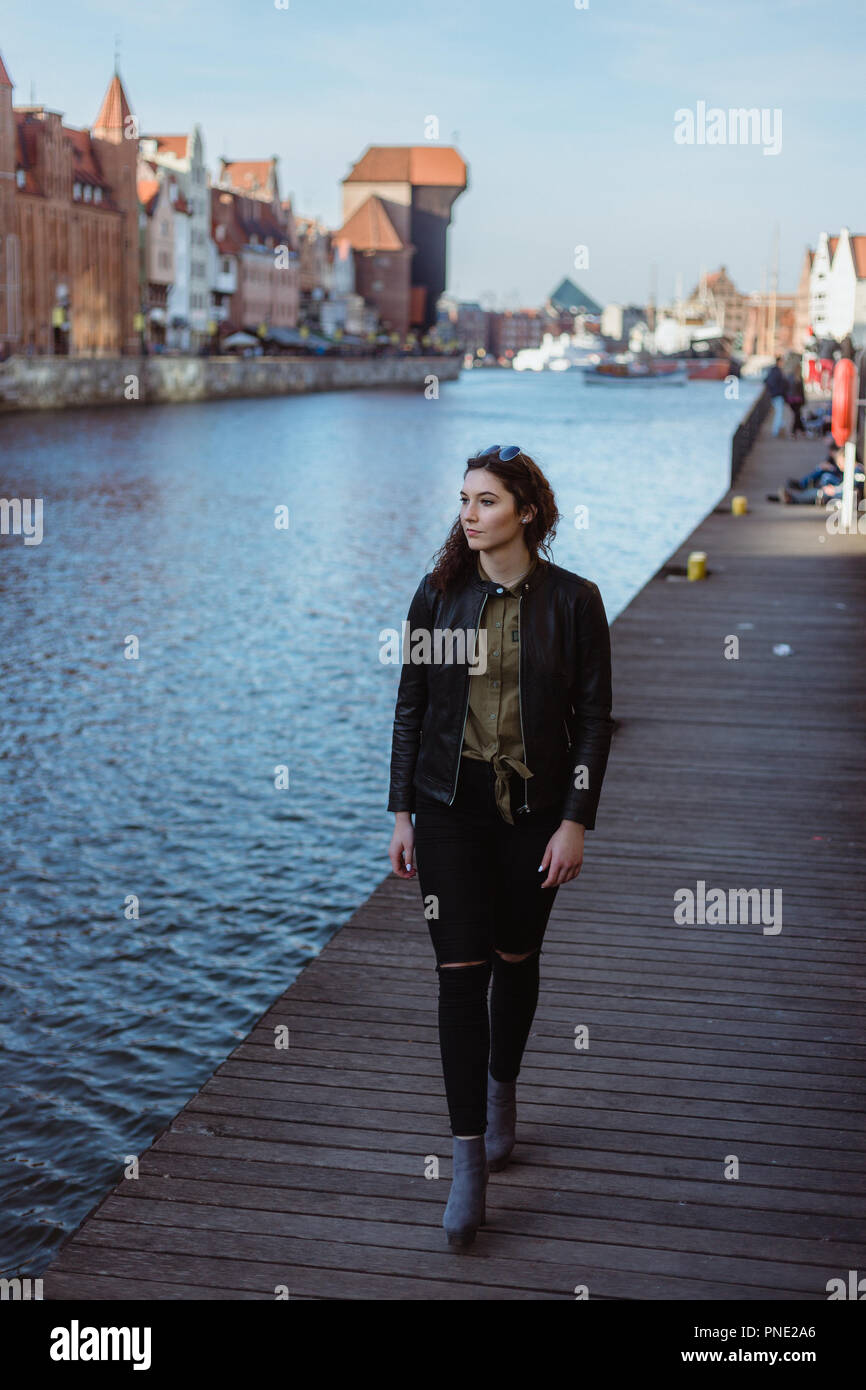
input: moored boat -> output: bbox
[582,361,688,385]
[684,358,733,380]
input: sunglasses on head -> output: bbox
[478,444,524,462]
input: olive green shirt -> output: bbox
[461,551,538,823]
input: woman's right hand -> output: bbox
[389,814,416,878]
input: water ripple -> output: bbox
[0,372,759,1274]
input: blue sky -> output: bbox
[4,0,865,308]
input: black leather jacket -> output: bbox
[388,557,614,829]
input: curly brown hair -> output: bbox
[429,449,560,594]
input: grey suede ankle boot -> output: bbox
[442,1136,488,1249]
[485,1072,517,1171]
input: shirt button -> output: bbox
[495,621,501,628]
[495,586,504,593]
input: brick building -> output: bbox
[0,53,140,356]
[686,266,749,341]
[336,145,466,338]
[488,309,544,359]
[741,294,796,357]
[291,213,374,338]
[210,158,299,337]
[434,294,488,355]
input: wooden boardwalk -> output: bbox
[42,417,866,1300]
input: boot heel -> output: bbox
[442,1136,488,1249]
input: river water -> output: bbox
[0,367,761,1274]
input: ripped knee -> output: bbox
[494,947,540,963]
[439,959,488,968]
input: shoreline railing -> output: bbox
[730,385,771,487]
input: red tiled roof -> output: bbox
[14,109,117,205]
[211,188,242,254]
[14,115,41,193]
[220,159,277,198]
[137,177,160,212]
[148,135,189,158]
[210,185,292,255]
[64,125,110,186]
[820,233,866,276]
[335,194,407,251]
[93,71,133,133]
[850,236,866,278]
[14,115,38,182]
[344,145,466,187]
[0,51,12,88]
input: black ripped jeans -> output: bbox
[413,756,563,1135]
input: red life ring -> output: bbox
[831,358,856,446]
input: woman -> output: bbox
[387,444,614,1249]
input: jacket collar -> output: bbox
[471,550,548,597]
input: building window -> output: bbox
[94,187,102,204]
[83,185,92,202]
[17,168,26,189]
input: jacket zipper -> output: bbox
[448,593,488,805]
[517,591,530,814]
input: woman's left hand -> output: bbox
[539,821,585,889]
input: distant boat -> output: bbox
[512,348,547,371]
[582,361,688,385]
[683,358,732,381]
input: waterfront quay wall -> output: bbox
[0,353,461,413]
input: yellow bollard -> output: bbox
[731,495,748,515]
[687,551,707,581]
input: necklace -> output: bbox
[479,552,534,589]
[501,567,530,589]
[501,557,534,588]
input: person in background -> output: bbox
[773,453,864,505]
[816,467,865,507]
[787,445,843,493]
[776,481,831,504]
[765,357,789,437]
[785,371,806,437]
[802,401,832,436]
